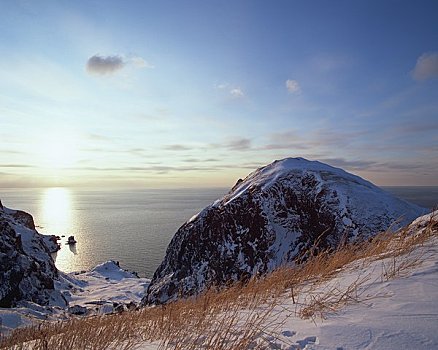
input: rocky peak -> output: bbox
[143,157,426,305]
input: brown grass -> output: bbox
[1,212,436,350]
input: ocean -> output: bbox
[1,186,437,278]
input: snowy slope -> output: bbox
[252,212,438,350]
[57,261,150,315]
[131,212,438,350]
[144,158,426,304]
[0,261,150,333]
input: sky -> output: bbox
[1,0,437,188]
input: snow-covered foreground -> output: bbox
[0,261,150,334]
[1,213,437,350]
[262,242,438,349]
[134,214,438,350]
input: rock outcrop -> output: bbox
[0,202,60,307]
[143,158,426,304]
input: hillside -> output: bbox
[145,157,425,304]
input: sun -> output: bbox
[38,131,79,169]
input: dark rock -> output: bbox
[12,210,35,230]
[68,305,87,315]
[0,202,59,307]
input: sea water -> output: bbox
[1,187,436,278]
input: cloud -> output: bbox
[412,52,438,81]
[0,164,34,168]
[230,88,244,98]
[86,55,125,75]
[163,144,193,151]
[183,158,219,163]
[319,158,377,171]
[76,164,224,174]
[227,138,251,150]
[87,133,112,141]
[86,54,153,76]
[130,56,154,69]
[215,83,228,89]
[216,83,245,98]
[397,121,438,134]
[262,130,310,150]
[286,79,301,94]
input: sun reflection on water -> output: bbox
[41,187,82,272]
[42,187,72,235]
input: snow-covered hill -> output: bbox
[136,211,438,350]
[144,158,426,304]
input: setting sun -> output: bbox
[38,132,79,169]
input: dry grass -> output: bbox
[1,212,437,350]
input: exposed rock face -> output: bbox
[0,203,59,307]
[144,158,426,304]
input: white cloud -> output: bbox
[215,83,229,89]
[230,87,244,98]
[86,54,153,76]
[130,56,155,69]
[412,52,438,81]
[215,83,244,98]
[286,79,301,94]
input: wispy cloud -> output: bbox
[183,158,219,163]
[0,164,34,168]
[285,79,301,94]
[262,130,309,150]
[86,54,153,76]
[226,138,251,150]
[412,52,438,81]
[163,144,193,151]
[130,56,154,69]
[230,87,244,98]
[87,133,113,141]
[319,157,377,171]
[75,164,225,174]
[216,83,245,98]
[396,120,438,134]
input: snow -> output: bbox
[259,213,438,350]
[273,242,438,349]
[57,261,150,314]
[132,213,438,349]
[0,261,150,334]
[226,157,378,205]
[223,158,425,227]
